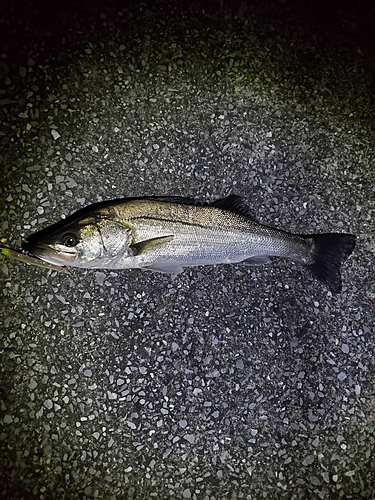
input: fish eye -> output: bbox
[62,233,78,247]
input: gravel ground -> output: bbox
[1,1,374,499]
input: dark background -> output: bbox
[1,1,374,499]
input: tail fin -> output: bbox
[301,233,356,294]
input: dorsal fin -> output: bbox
[211,195,258,221]
[144,196,200,205]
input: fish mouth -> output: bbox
[23,241,77,266]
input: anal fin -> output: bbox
[241,255,271,266]
[144,263,184,274]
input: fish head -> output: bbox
[24,209,134,268]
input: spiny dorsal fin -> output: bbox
[144,196,200,205]
[211,195,258,221]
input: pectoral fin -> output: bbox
[131,235,174,256]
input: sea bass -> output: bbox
[24,195,356,293]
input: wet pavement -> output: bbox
[1,1,375,499]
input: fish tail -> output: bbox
[301,233,356,294]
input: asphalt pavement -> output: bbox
[1,1,374,499]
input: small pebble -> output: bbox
[302,455,315,466]
[51,129,60,140]
[341,343,349,354]
[236,358,244,369]
[183,434,195,444]
[28,379,37,390]
[43,399,53,410]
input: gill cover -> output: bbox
[25,207,135,268]
[61,214,135,267]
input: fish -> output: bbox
[23,195,356,293]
